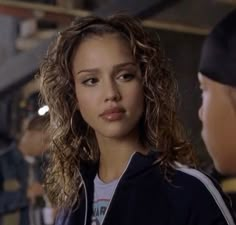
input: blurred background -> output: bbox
[0,0,236,224]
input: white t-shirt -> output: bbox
[91,175,119,225]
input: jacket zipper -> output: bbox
[81,152,136,225]
[100,152,136,225]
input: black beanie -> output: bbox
[199,9,236,87]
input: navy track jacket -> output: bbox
[57,152,236,225]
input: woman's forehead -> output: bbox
[72,34,134,67]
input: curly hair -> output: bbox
[39,14,196,208]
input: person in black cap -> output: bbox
[198,9,236,175]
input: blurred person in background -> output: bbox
[20,114,52,225]
[0,114,52,225]
[198,9,236,214]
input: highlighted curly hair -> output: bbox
[39,14,196,208]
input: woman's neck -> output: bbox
[96,132,147,183]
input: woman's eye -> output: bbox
[82,78,98,86]
[118,73,135,81]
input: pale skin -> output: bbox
[198,72,236,175]
[72,34,147,183]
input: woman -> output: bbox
[39,15,235,225]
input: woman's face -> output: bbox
[198,73,236,175]
[72,34,144,141]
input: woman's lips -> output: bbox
[100,107,125,121]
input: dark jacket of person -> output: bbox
[56,151,236,225]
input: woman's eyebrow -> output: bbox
[113,62,136,70]
[76,68,99,76]
[76,62,136,76]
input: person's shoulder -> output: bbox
[174,164,216,185]
[171,164,236,225]
[0,142,23,162]
[160,164,221,198]
[0,142,16,157]
[173,164,223,194]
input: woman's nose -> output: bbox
[104,80,121,102]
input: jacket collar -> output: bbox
[80,150,159,182]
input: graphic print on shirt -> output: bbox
[91,199,110,225]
